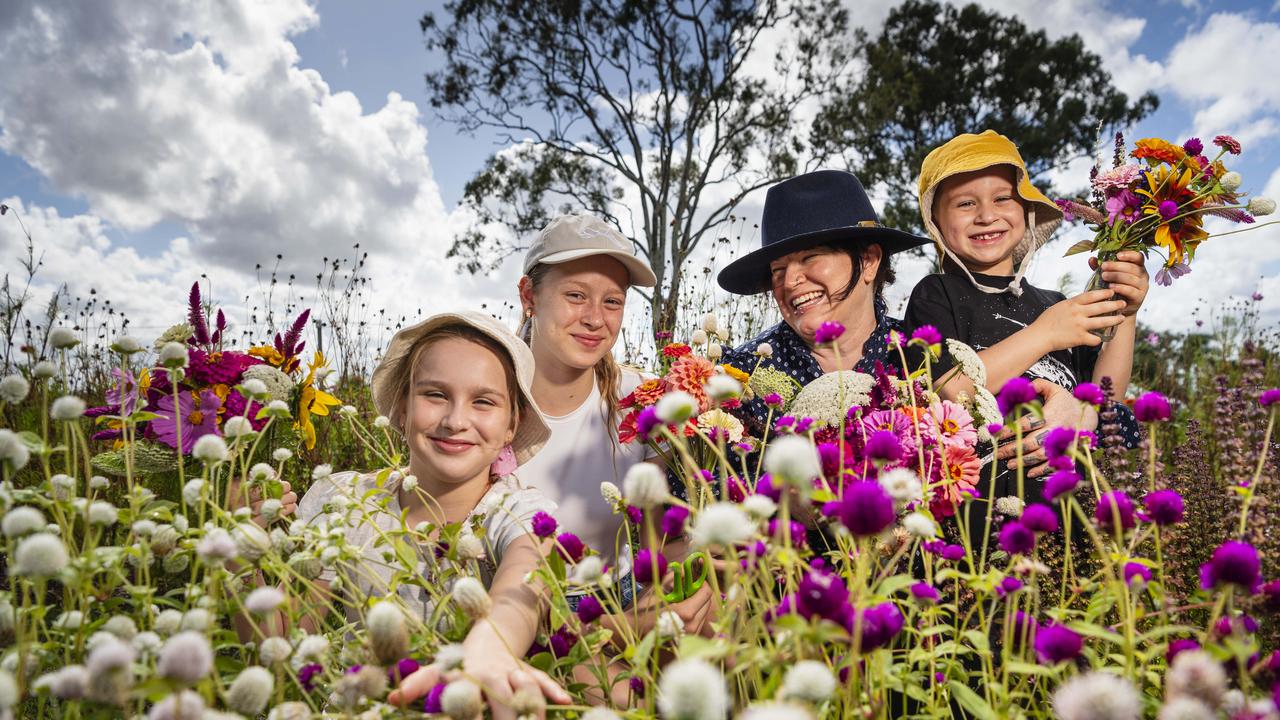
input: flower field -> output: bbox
[0,281,1278,720]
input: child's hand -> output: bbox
[1089,250,1149,316]
[1031,290,1127,350]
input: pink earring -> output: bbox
[490,444,518,477]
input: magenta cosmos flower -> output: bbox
[151,388,222,454]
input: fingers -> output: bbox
[1005,447,1046,472]
[526,666,571,705]
[1074,289,1119,305]
[995,417,1045,454]
[484,674,516,720]
[388,664,443,706]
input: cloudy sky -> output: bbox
[2,0,1279,364]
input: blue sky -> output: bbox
[1,0,1279,349]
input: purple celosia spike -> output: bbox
[211,309,226,345]
[187,282,210,345]
[1202,205,1255,224]
[282,309,311,358]
[273,331,284,355]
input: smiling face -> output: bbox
[521,255,630,372]
[402,335,517,488]
[768,244,882,344]
[932,166,1027,275]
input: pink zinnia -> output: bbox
[930,400,977,450]
[1213,135,1242,154]
[1091,164,1142,194]
[152,389,222,454]
[861,408,917,455]
[930,445,980,517]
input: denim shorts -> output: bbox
[566,571,639,612]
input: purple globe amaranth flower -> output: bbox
[298,663,323,691]
[814,321,846,345]
[636,406,661,440]
[530,511,558,538]
[1012,611,1038,643]
[768,519,808,549]
[1183,137,1204,155]
[1043,469,1082,502]
[763,392,784,409]
[548,626,576,658]
[1072,383,1105,407]
[922,541,966,561]
[1166,638,1200,664]
[1141,489,1184,525]
[997,577,1024,597]
[823,481,896,536]
[998,521,1036,555]
[1263,580,1280,612]
[576,595,604,624]
[1042,427,1084,461]
[634,548,668,585]
[863,430,903,463]
[1158,200,1180,221]
[1034,624,1083,664]
[997,377,1037,416]
[911,325,942,346]
[794,567,852,623]
[388,657,420,684]
[1124,562,1153,586]
[1020,504,1059,534]
[1134,391,1172,422]
[847,602,904,651]
[1200,540,1262,593]
[1095,491,1136,531]
[423,682,448,713]
[755,474,782,502]
[661,506,689,536]
[910,582,940,604]
[625,505,644,525]
[556,532,586,563]
[1260,388,1280,407]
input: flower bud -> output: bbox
[50,327,79,350]
[654,391,697,424]
[1248,196,1276,216]
[159,342,189,368]
[451,577,492,620]
[1220,171,1242,192]
[366,601,410,665]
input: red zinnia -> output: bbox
[661,343,692,358]
[1213,135,1242,155]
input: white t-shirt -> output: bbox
[295,469,556,624]
[515,368,656,576]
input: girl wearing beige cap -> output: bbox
[236,311,570,718]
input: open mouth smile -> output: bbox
[790,290,825,312]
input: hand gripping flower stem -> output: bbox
[1237,403,1276,536]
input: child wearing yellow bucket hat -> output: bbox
[905,130,1149,405]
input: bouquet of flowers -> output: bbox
[1058,133,1274,287]
[88,282,339,474]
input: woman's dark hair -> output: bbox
[826,242,896,301]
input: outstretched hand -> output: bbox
[389,660,570,720]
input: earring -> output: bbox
[525,308,533,318]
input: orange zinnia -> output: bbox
[1132,138,1186,166]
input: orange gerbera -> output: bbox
[1132,138,1186,166]
[1137,165,1208,265]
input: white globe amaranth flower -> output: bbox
[878,468,923,504]
[581,711,626,720]
[338,404,358,417]
[0,375,29,404]
[706,342,724,361]
[2,506,45,537]
[272,447,293,463]
[102,615,138,640]
[312,464,333,481]
[179,608,212,633]
[244,587,286,615]
[367,601,410,665]
[655,390,698,424]
[268,701,313,720]
[689,502,754,549]
[147,689,204,720]
[373,415,391,429]
[658,658,728,720]
[1248,196,1276,216]
[293,635,330,666]
[701,312,720,335]
[600,481,622,505]
[442,679,484,720]
[158,342,189,369]
[54,610,84,630]
[1165,650,1227,708]
[0,430,30,472]
[32,360,57,379]
[233,522,272,562]
[239,378,269,399]
[624,463,670,508]
[226,665,274,716]
[181,479,205,508]
[153,609,183,637]
[264,400,291,419]
[690,329,709,347]
[569,555,605,585]
[85,636,135,705]
[739,702,814,720]
[191,434,229,463]
[1219,171,1243,192]
[402,474,419,491]
[110,335,143,355]
[1157,697,1216,720]
[705,374,742,401]
[49,327,79,349]
[88,500,119,526]
[902,512,937,538]
[764,434,822,487]
[38,665,89,700]
[259,498,283,521]
[223,416,254,438]
[131,519,156,537]
[781,660,837,704]
[656,610,684,638]
[434,643,466,672]
[789,371,874,426]
[755,342,774,358]
[0,669,15,709]
[156,631,213,684]
[742,494,778,520]
[241,364,295,402]
[131,631,162,656]
[452,577,492,620]
[259,636,292,665]
[89,474,109,490]
[455,532,485,561]
[196,528,236,564]
[1052,671,1141,720]
[14,532,69,577]
[945,339,988,388]
[994,496,1024,517]
[50,395,87,421]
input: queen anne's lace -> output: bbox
[789,371,875,427]
[945,339,987,388]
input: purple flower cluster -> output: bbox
[1072,382,1105,407]
[634,548,668,585]
[1034,624,1083,664]
[850,603,904,651]
[531,511,558,538]
[911,325,942,346]
[922,541,966,561]
[1199,540,1262,593]
[998,522,1036,555]
[996,377,1037,416]
[1020,504,1059,534]
[1094,491,1136,531]
[1260,388,1280,407]
[577,596,604,624]
[1140,490,1184,525]
[814,321,846,345]
[556,532,585,563]
[661,506,689,536]
[909,582,940,604]
[1134,391,1172,422]
[823,481,895,536]
[1043,470,1082,502]
[863,430,903,463]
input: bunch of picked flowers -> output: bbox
[1058,133,1274,287]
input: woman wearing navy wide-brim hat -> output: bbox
[716,169,929,437]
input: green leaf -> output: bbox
[1005,661,1052,676]
[1063,238,1097,256]
[948,680,998,720]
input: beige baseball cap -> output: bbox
[370,311,550,466]
[523,214,657,287]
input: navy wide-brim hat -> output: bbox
[717,170,931,295]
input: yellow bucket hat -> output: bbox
[917,130,1063,295]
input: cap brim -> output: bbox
[371,311,551,466]
[531,248,657,288]
[716,226,931,295]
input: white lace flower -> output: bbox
[789,371,874,427]
[242,364,294,401]
[945,339,987,388]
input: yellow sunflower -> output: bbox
[296,351,341,450]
